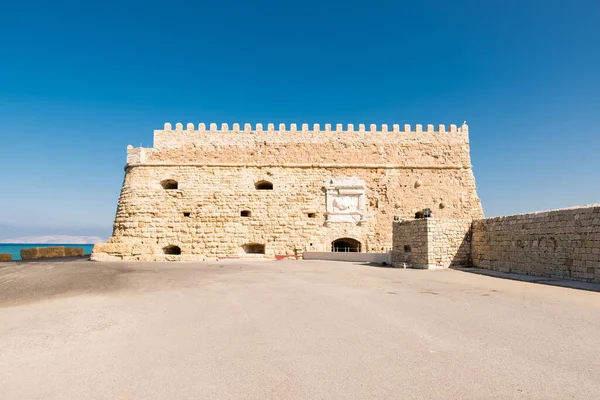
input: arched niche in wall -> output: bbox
[242,243,265,254]
[161,179,178,190]
[163,245,181,255]
[254,180,273,190]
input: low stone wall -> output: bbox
[0,253,12,262]
[392,218,471,269]
[20,247,85,260]
[64,247,84,257]
[303,251,391,265]
[472,205,600,283]
[21,247,65,260]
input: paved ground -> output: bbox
[1,259,600,399]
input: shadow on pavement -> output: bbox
[452,266,600,293]
[3,256,91,264]
[358,262,395,269]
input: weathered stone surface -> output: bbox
[93,122,483,261]
[471,205,600,283]
[20,247,65,260]
[64,247,84,257]
[392,219,471,269]
[391,205,600,283]
[0,253,12,262]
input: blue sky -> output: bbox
[0,0,599,239]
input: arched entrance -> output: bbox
[331,238,361,252]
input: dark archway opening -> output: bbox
[255,180,273,190]
[163,245,181,255]
[161,179,178,190]
[241,210,252,217]
[403,245,412,263]
[242,243,265,254]
[331,238,361,252]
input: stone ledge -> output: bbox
[125,162,471,170]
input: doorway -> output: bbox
[331,238,361,252]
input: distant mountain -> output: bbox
[0,224,111,241]
[0,235,105,244]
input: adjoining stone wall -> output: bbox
[391,205,600,283]
[391,218,472,269]
[0,254,12,262]
[472,205,600,283]
[93,121,484,261]
[428,219,473,268]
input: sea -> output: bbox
[0,244,95,261]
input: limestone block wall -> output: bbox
[148,122,475,167]
[428,219,473,268]
[471,205,600,283]
[21,247,66,260]
[392,218,472,269]
[92,121,483,261]
[391,219,429,268]
[20,246,84,260]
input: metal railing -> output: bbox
[332,246,360,252]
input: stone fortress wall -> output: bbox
[392,205,600,283]
[92,122,483,261]
[471,205,600,282]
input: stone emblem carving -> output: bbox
[333,196,354,211]
[323,177,366,225]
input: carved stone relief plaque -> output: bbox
[323,177,366,225]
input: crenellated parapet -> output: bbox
[134,120,477,166]
[159,122,469,134]
[149,121,473,157]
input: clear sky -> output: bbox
[0,0,599,239]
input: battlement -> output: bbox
[158,122,469,134]
[131,120,475,166]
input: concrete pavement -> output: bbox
[1,259,600,399]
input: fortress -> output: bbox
[91,121,600,284]
[91,121,483,261]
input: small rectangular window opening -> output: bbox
[183,212,191,217]
[307,213,316,218]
